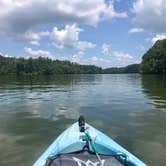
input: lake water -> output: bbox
[0,74,166,166]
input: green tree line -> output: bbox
[103,64,140,74]
[141,39,166,74]
[104,39,166,74]
[0,56,102,75]
[1,38,165,75]
[0,55,141,75]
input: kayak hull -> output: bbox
[33,122,146,166]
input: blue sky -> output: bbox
[0,0,166,68]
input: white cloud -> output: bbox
[151,33,166,43]
[51,24,96,51]
[91,56,98,62]
[52,51,85,64]
[83,56,112,67]
[114,51,133,60]
[112,51,140,66]
[129,28,144,33]
[51,24,82,49]
[72,51,85,63]
[24,48,85,64]
[91,56,111,63]
[2,46,140,68]
[102,1,127,20]
[29,41,40,46]
[24,30,50,46]
[83,51,140,68]
[101,43,111,55]
[77,41,96,51]
[0,0,127,39]
[23,24,96,50]
[24,31,40,46]
[133,0,166,33]
[24,47,53,59]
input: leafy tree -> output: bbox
[103,64,140,74]
[140,39,166,74]
[0,56,102,75]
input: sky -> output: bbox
[0,0,166,68]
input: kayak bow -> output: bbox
[33,117,146,166]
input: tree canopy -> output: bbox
[140,39,166,74]
[0,55,142,75]
[102,64,140,74]
[0,56,102,75]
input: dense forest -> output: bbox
[0,55,102,75]
[1,39,166,75]
[0,55,140,75]
[103,39,166,74]
[141,39,166,74]
[103,64,140,74]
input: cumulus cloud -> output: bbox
[102,1,127,20]
[84,51,140,68]
[91,56,111,63]
[101,43,111,55]
[128,28,144,33]
[0,0,127,39]
[51,24,96,51]
[24,47,85,64]
[91,56,99,62]
[23,31,50,45]
[114,51,133,60]
[77,41,96,51]
[151,33,166,43]
[132,0,166,33]
[23,46,140,68]
[24,47,53,59]
[77,56,112,67]
[24,33,39,46]
[51,24,82,49]
[72,51,84,63]
[113,51,140,66]
[20,24,95,50]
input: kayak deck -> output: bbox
[46,151,124,166]
[33,121,146,166]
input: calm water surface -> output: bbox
[0,74,166,166]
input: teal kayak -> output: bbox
[33,117,146,166]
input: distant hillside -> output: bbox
[0,55,141,75]
[103,64,140,74]
[0,55,102,75]
[141,39,166,74]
